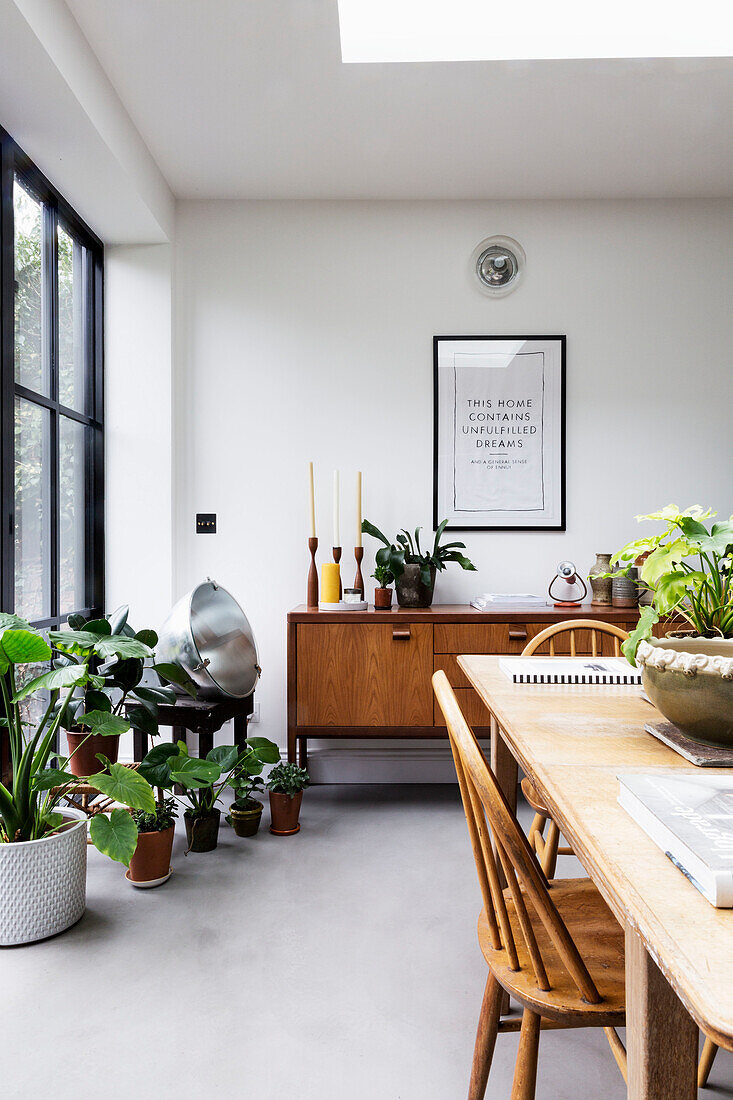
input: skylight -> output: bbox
[337,0,733,63]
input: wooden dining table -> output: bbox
[459,655,733,1100]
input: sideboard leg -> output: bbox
[298,736,308,771]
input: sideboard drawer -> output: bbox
[296,622,433,727]
[434,654,474,690]
[434,687,491,727]
[434,623,543,655]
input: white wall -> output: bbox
[106,244,174,628]
[174,199,733,778]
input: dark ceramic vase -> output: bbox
[184,809,221,852]
[230,800,263,838]
[395,564,436,608]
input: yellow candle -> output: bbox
[308,461,316,537]
[321,562,340,604]
[356,470,362,546]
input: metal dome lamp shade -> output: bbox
[156,580,261,701]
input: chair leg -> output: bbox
[541,820,560,879]
[527,812,546,853]
[468,973,503,1100]
[510,1010,541,1100]
[698,1036,719,1088]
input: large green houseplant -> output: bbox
[0,614,157,944]
[52,606,195,775]
[611,505,733,746]
[361,519,476,607]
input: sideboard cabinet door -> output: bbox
[296,623,433,727]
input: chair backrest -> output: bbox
[432,669,602,1003]
[523,619,629,658]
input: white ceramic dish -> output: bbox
[125,867,172,889]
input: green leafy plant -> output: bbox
[611,505,733,664]
[266,762,310,796]
[0,614,155,865]
[229,773,265,811]
[131,797,178,833]
[371,563,394,588]
[362,519,476,590]
[51,606,196,740]
[139,737,280,818]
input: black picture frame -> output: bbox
[433,335,566,532]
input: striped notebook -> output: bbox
[499,657,641,685]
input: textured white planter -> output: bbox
[0,814,87,946]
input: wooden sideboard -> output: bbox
[286,603,663,767]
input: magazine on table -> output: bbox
[618,773,733,907]
[500,657,641,685]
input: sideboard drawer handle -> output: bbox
[392,626,411,641]
[509,628,527,641]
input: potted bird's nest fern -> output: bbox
[361,519,476,608]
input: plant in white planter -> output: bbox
[611,505,733,746]
[0,614,157,945]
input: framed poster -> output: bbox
[433,335,566,531]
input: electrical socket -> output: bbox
[249,703,260,725]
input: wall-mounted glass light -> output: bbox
[471,236,525,298]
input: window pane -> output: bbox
[15,399,51,621]
[13,177,48,395]
[59,417,86,615]
[58,225,86,412]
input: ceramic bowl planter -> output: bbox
[184,809,221,852]
[127,824,175,887]
[230,800,263,838]
[269,791,303,836]
[395,564,436,609]
[66,730,120,777]
[373,586,393,611]
[0,814,87,946]
[637,637,733,747]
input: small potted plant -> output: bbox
[227,774,266,837]
[139,736,280,853]
[267,762,310,836]
[127,797,177,887]
[362,519,476,608]
[371,563,394,610]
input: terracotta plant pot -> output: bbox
[66,730,120,777]
[636,636,733,747]
[374,586,393,610]
[184,809,221,852]
[230,799,263,838]
[127,824,175,885]
[269,791,303,836]
[395,564,436,609]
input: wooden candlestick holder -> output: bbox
[353,546,364,599]
[307,537,319,608]
[332,546,342,599]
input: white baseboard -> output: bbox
[305,744,489,784]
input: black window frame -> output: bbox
[0,123,104,628]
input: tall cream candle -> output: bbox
[356,470,362,546]
[308,461,316,537]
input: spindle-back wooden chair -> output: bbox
[433,670,626,1100]
[519,620,630,878]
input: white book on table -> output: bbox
[618,773,733,908]
[499,657,641,685]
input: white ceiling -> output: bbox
[65,0,733,200]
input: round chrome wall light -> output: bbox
[471,235,525,297]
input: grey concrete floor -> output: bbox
[3,785,732,1099]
